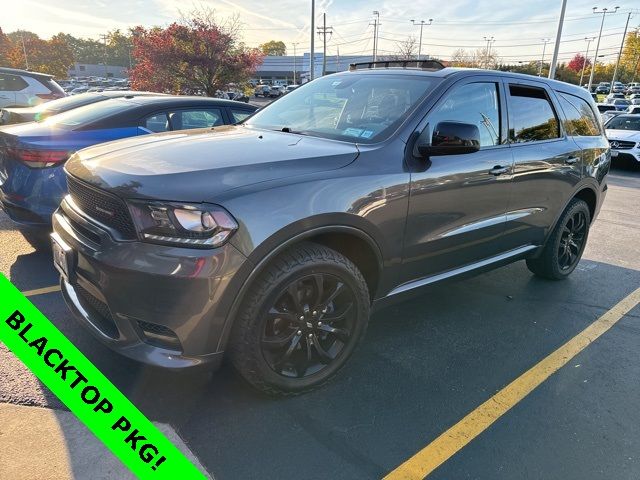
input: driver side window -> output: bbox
[429,82,501,147]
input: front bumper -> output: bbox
[52,196,251,370]
[611,149,640,163]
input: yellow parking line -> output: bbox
[22,285,61,297]
[384,287,640,480]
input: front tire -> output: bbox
[229,243,370,396]
[526,198,591,280]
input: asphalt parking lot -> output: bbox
[1,165,639,480]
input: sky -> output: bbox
[2,0,638,64]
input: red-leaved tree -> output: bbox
[129,11,263,96]
[567,53,590,73]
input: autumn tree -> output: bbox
[3,31,73,78]
[567,53,590,73]
[0,27,10,64]
[260,40,286,56]
[129,10,263,95]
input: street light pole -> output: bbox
[411,19,433,61]
[539,38,550,76]
[371,11,380,61]
[548,0,568,79]
[292,42,299,84]
[483,36,495,68]
[611,10,633,88]
[310,0,315,81]
[579,37,595,86]
[588,6,619,92]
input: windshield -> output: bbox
[42,98,136,129]
[606,116,640,130]
[34,92,102,115]
[245,74,438,143]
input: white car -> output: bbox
[605,114,640,164]
[0,67,65,107]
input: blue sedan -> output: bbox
[0,96,257,232]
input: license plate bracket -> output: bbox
[51,233,76,283]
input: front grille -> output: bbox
[609,140,636,150]
[74,283,119,339]
[66,175,137,240]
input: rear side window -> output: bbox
[231,109,253,123]
[144,113,169,133]
[429,82,501,147]
[170,109,224,130]
[508,85,560,143]
[557,93,601,136]
[0,73,28,92]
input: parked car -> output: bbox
[225,91,250,103]
[605,115,640,165]
[595,84,610,94]
[285,84,300,94]
[50,65,610,395]
[611,82,625,94]
[605,93,626,103]
[611,98,631,111]
[626,105,640,115]
[0,96,257,237]
[254,85,271,97]
[0,91,163,125]
[596,104,617,117]
[601,110,623,123]
[0,67,65,108]
[269,85,285,97]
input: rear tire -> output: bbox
[229,243,370,396]
[526,198,591,280]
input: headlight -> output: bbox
[128,201,238,248]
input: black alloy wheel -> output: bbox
[261,273,356,379]
[230,243,370,396]
[557,210,587,271]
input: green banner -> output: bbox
[0,274,207,479]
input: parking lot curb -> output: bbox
[0,402,213,480]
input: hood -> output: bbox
[65,126,360,202]
[606,129,640,142]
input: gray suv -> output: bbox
[52,61,610,395]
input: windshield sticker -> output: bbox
[343,128,364,137]
[360,130,374,138]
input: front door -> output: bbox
[401,78,513,285]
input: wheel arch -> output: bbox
[545,181,599,247]
[217,223,385,352]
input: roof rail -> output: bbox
[348,59,445,72]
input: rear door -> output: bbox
[500,79,583,250]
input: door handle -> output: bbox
[489,165,510,176]
[565,156,579,165]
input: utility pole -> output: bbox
[579,37,595,86]
[20,32,29,70]
[611,10,634,88]
[411,19,433,61]
[310,0,315,81]
[548,0,567,79]
[292,42,299,84]
[588,6,619,92]
[317,12,333,76]
[483,36,495,69]
[99,33,109,78]
[539,38,550,76]
[370,11,380,61]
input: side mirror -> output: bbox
[417,121,481,157]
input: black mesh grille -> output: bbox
[74,283,119,339]
[66,175,137,240]
[137,320,180,349]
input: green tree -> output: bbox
[260,40,286,56]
